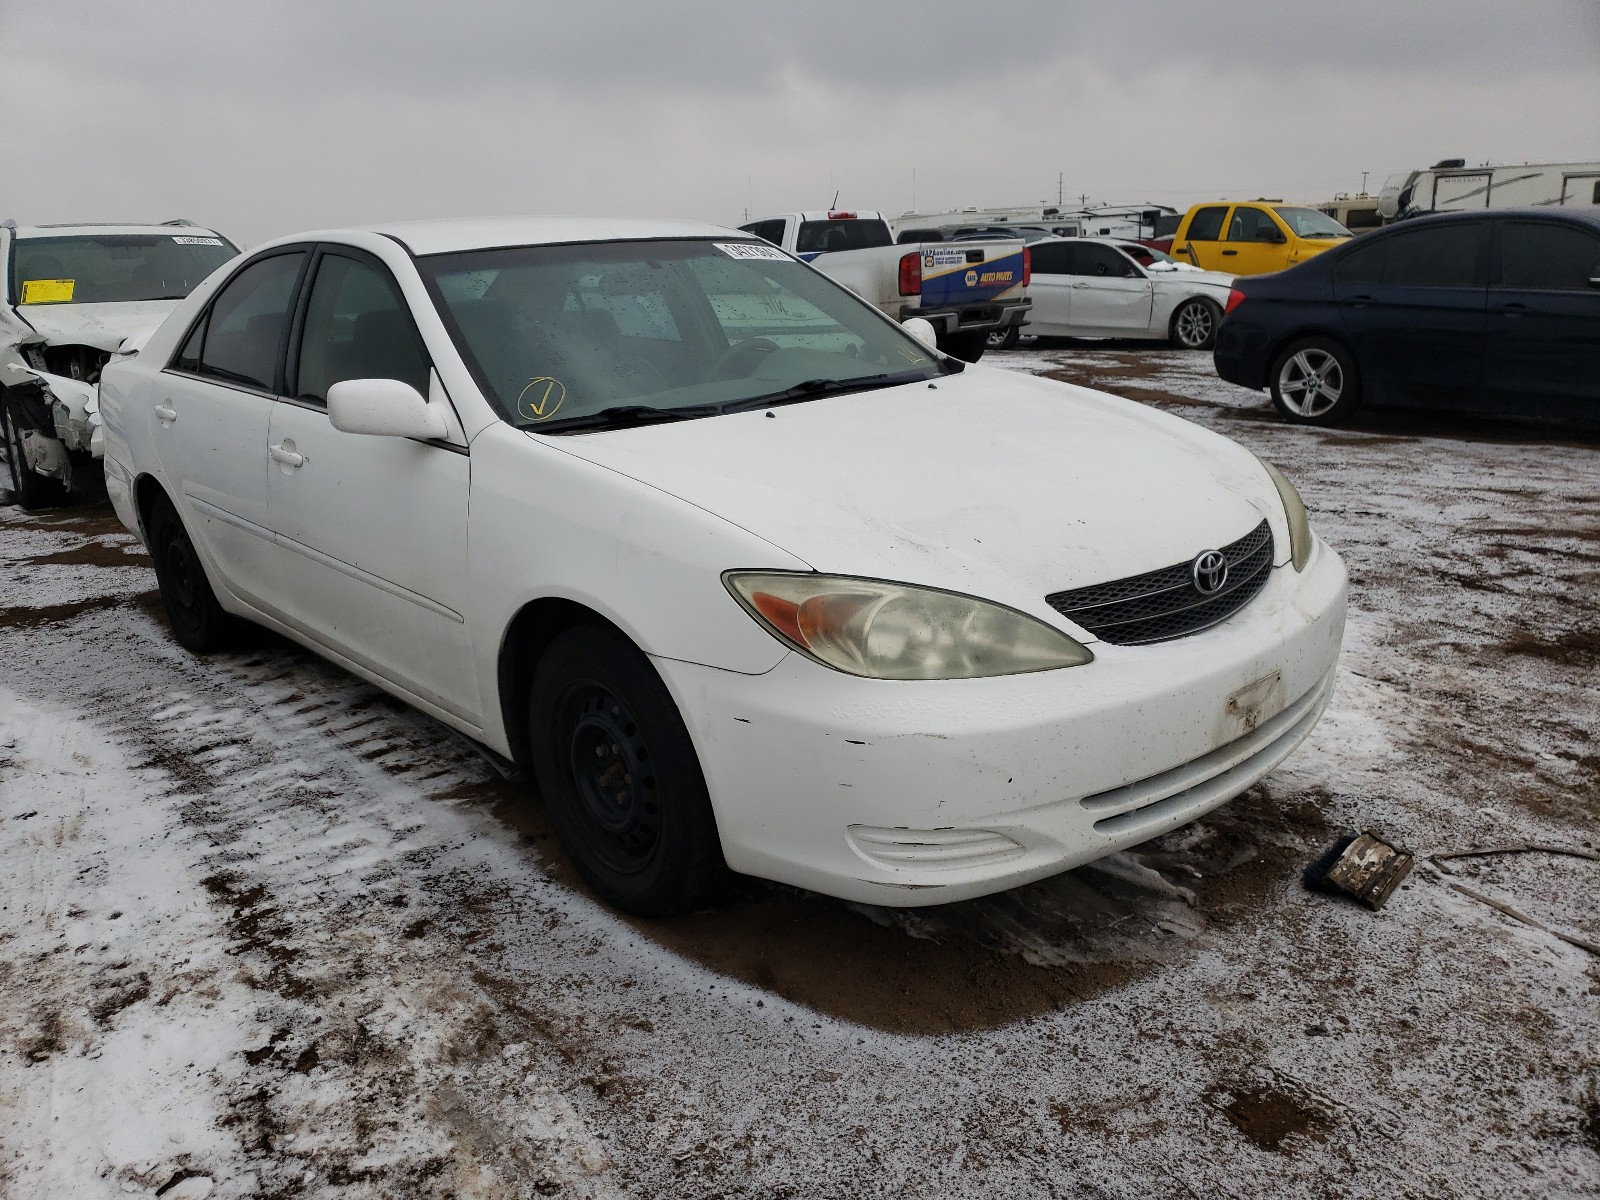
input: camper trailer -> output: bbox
[1378,158,1600,220]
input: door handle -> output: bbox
[154,402,177,425]
[1220,249,1239,256]
[1500,302,1529,317]
[268,442,304,468]
[1348,294,1373,308]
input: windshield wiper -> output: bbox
[717,369,937,414]
[531,403,724,434]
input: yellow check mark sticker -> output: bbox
[517,377,567,422]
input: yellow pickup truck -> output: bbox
[1168,201,1352,275]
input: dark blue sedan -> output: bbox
[1213,208,1600,430]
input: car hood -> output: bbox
[539,367,1281,629]
[10,300,180,352]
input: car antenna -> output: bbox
[831,189,840,209]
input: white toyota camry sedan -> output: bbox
[100,217,1346,915]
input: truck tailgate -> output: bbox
[918,243,1027,307]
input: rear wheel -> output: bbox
[1270,337,1361,425]
[146,493,245,652]
[1,389,69,510]
[1170,297,1221,350]
[938,331,987,363]
[528,624,727,916]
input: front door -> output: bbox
[1331,221,1489,412]
[153,249,309,606]
[1063,243,1154,333]
[1485,219,1600,427]
[265,249,481,725]
[1218,206,1288,276]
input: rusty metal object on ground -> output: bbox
[1314,830,1414,910]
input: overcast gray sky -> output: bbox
[3,0,1597,246]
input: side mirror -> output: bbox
[327,378,448,440]
[1264,228,1287,244]
[902,316,939,351]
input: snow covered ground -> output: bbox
[2,348,1597,1198]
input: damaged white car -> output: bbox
[1,219,237,508]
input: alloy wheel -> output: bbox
[1174,301,1214,349]
[1277,348,1345,417]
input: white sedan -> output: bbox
[100,217,1345,915]
[994,236,1236,350]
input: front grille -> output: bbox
[1046,520,1274,645]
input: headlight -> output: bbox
[724,572,1093,680]
[1259,459,1312,571]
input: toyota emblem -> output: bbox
[1191,549,1228,595]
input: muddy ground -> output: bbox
[1,344,1597,1199]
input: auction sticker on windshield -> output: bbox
[20,279,75,304]
[714,242,790,261]
[172,236,225,246]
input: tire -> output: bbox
[985,325,1021,352]
[146,492,245,653]
[1269,336,1361,426]
[1170,297,1221,350]
[1,389,69,510]
[528,624,727,916]
[939,331,987,363]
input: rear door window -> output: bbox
[196,252,307,391]
[1029,243,1074,274]
[1185,207,1229,241]
[739,220,787,246]
[1497,222,1600,291]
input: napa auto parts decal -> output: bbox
[919,246,1026,305]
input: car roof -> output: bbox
[257,216,750,257]
[10,223,228,239]
[1393,206,1600,228]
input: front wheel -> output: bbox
[146,493,245,652]
[1,390,69,510]
[1170,297,1221,350]
[938,331,987,363]
[528,625,727,916]
[1270,337,1361,425]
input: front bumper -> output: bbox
[657,536,1347,906]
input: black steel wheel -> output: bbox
[1,389,69,510]
[528,624,727,915]
[1170,297,1221,350]
[146,492,244,652]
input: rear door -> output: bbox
[1331,221,1489,412]
[1485,219,1600,427]
[1023,242,1075,334]
[1061,243,1154,333]
[1173,205,1229,270]
[264,247,481,724]
[153,248,310,605]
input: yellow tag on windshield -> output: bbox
[21,279,75,304]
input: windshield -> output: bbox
[1273,207,1353,240]
[10,233,238,305]
[418,239,946,432]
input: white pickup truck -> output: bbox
[739,210,1030,361]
